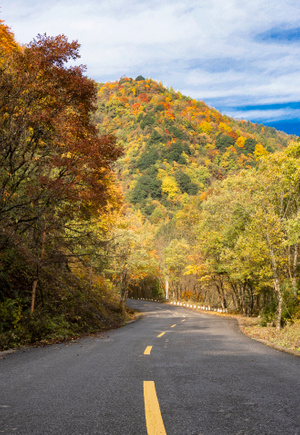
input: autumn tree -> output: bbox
[164,238,191,299]
[196,143,300,327]
[0,24,123,321]
[109,209,159,309]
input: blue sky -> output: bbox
[1,0,300,136]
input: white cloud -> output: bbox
[2,0,300,128]
[226,108,300,122]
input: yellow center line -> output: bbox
[157,332,166,338]
[144,346,153,355]
[144,381,167,435]
[181,319,186,322]
[171,324,176,328]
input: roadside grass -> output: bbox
[237,316,300,355]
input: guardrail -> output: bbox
[128,297,228,313]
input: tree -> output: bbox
[164,238,191,299]
[175,170,198,195]
[135,75,145,81]
[109,210,159,309]
[244,138,257,153]
[161,176,180,199]
[131,174,162,204]
[215,134,236,150]
[196,143,300,327]
[136,147,159,171]
[0,19,19,60]
[0,25,123,315]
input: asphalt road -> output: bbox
[0,299,299,435]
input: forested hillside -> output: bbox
[95,77,299,330]
[95,76,289,219]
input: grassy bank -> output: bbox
[237,317,300,355]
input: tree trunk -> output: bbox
[31,227,47,315]
[31,277,38,314]
[266,231,282,329]
[215,277,227,310]
[165,276,169,300]
[275,284,283,330]
[292,244,298,297]
[119,269,128,314]
[243,280,254,317]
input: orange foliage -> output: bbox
[228,130,239,141]
[0,20,19,59]
[138,93,149,103]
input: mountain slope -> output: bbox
[95,76,291,219]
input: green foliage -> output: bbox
[259,297,277,326]
[148,130,164,145]
[131,174,162,204]
[154,104,165,113]
[244,138,257,153]
[282,284,300,321]
[0,274,126,350]
[175,170,198,195]
[142,203,156,216]
[140,113,156,129]
[175,170,191,192]
[136,147,159,171]
[135,75,145,81]
[168,125,186,139]
[215,134,236,150]
[163,141,188,164]
[0,298,23,333]
[187,182,199,195]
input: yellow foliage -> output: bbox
[200,121,213,134]
[0,20,18,51]
[161,176,180,199]
[200,191,209,201]
[0,20,20,66]
[254,143,269,158]
[219,122,231,133]
[236,136,246,148]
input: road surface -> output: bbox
[0,299,299,434]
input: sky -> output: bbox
[1,0,300,136]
